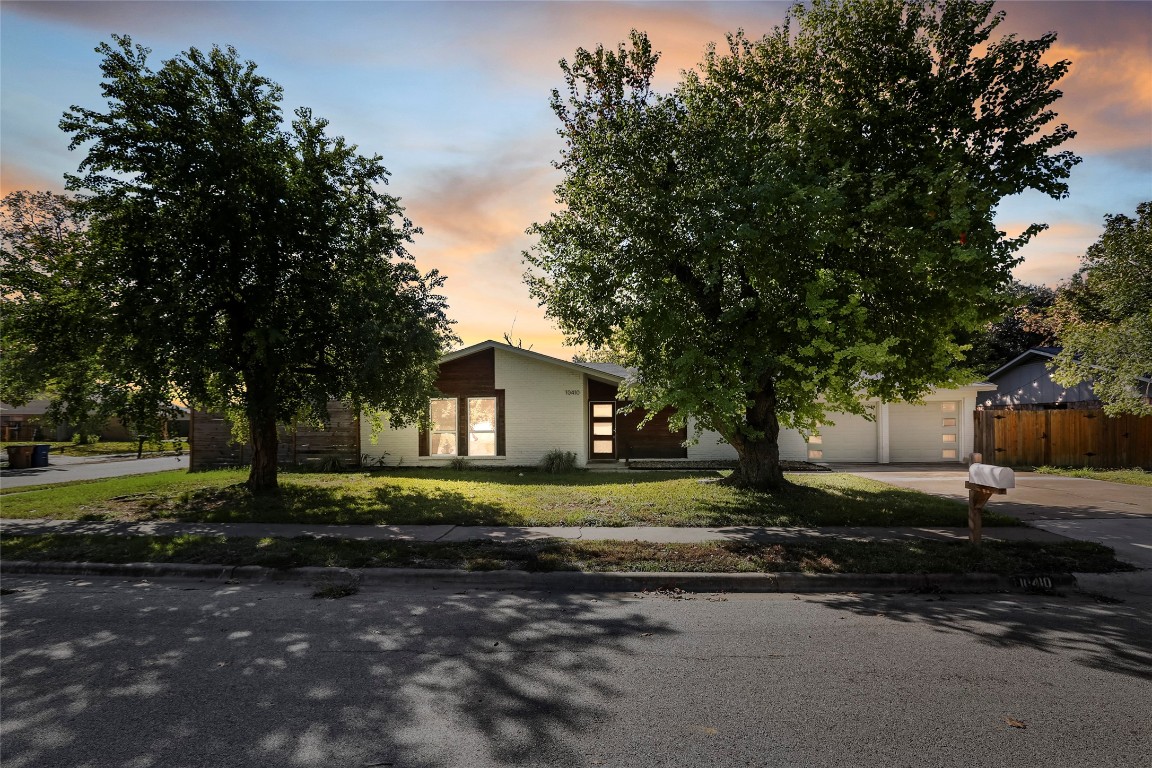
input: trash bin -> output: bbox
[5,445,34,469]
[32,444,51,468]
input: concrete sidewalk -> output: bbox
[0,518,1070,544]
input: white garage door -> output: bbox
[778,429,809,461]
[804,409,878,463]
[889,401,961,462]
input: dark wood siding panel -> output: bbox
[617,405,687,459]
[436,348,495,394]
[587,378,619,401]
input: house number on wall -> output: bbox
[565,389,581,396]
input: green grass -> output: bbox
[0,467,1021,528]
[1,440,187,457]
[0,534,1128,575]
[1033,466,1152,487]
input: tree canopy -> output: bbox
[52,36,454,489]
[962,280,1057,376]
[0,190,176,439]
[526,0,1079,489]
[1049,201,1152,415]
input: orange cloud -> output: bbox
[1004,219,1102,287]
[0,162,67,198]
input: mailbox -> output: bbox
[968,463,1014,490]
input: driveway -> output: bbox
[839,464,1152,568]
[0,454,186,489]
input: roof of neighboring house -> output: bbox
[0,399,53,416]
[442,340,627,383]
[986,347,1061,381]
[988,346,1152,385]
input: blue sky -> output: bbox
[2,1,1149,357]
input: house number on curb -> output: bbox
[565,389,581,396]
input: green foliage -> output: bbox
[526,0,1079,489]
[448,457,473,471]
[539,449,579,473]
[56,36,455,489]
[1049,202,1152,415]
[0,191,176,437]
[961,281,1057,376]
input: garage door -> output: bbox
[889,401,961,462]
[804,409,878,463]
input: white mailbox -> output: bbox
[968,463,1015,490]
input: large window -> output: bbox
[429,398,457,455]
[468,397,497,456]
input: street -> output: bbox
[2,576,1149,768]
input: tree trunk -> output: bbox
[719,383,790,492]
[247,412,280,493]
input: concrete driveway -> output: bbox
[839,464,1152,568]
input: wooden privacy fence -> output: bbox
[189,403,360,471]
[974,409,1152,468]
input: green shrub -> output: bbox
[448,457,473,471]
[539,449,578,473]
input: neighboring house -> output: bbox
[0,400,70,441]
[982,347,1098,409]
[361,340,994,466]
[974,347,1152,468]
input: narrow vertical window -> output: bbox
[429,398,457,456]
[468,397,497,457]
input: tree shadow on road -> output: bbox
[816,589,1152,682]
[0,579,671,767]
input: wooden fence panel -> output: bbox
[190,403,360,471]
[975,408,1152,468]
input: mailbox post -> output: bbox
[965,463,1015,544]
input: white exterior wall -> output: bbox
[494,349,588,466]
[361,423,420,467]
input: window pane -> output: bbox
[592,403,613,418]
[470,432,496,456]
[430,433,457,455]
[807,435,822,444]
[593,422,613,436]
[593,439,613,454]
[942,418,956,427]
[468,398,496,430]
[942,449,957,459]
[942,434,957,443]
[808,449,823,460]
[941,402,957,413]
[430,399,456,431]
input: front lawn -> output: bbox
[0,468,1021,528]
[0,534,1124,574]
[1033,466,1152,487]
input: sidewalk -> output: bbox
[0,518,1070,544]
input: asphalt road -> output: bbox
[2,576,1149,768]
[0,455,185,489]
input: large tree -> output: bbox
[0,190,174,440]
[527,0,1079,489]
[1049,202,1152,415]
[57,36,454,490]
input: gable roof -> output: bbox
[441,340,627,384]
[986,347,1061,381]
[987,346,1152,386]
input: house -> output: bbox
[0,400,69,442]
[973,347,1152,468]
[361,340,994,466]
[982,347,1098,409]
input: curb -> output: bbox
[0,560,1078,594]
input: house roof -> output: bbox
[988,346,1152,385]
[441,340,627,383]
[986,347,1061,382]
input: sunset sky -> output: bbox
[2,1,1149,358]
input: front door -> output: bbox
[589,402,616,460]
